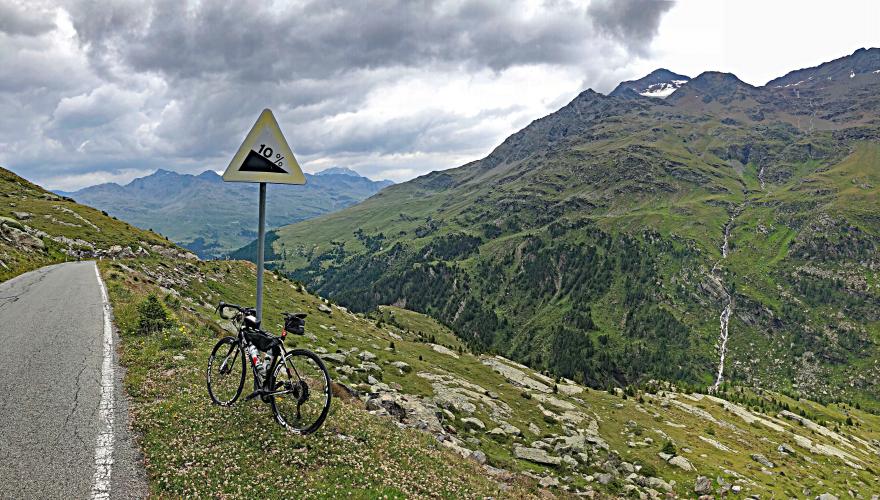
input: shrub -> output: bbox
[661,440,676,455]
[137,294,172,334]
[639,462,657,477]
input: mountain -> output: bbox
[59,168,393,258]
[254,48,880,410]
[610,68,690,98]
[0,166,184,282]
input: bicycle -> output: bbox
[206,301,332,434]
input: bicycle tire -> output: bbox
[270,348,332,435]
[207,336,246,406]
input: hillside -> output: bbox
[99,256,880,497]
[0,166,185,282]
[259,48,880,409]
[60,168,392,258]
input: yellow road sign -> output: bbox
[222,109,306,185]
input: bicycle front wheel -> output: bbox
[270,349,332,434]
[207,336,246,406]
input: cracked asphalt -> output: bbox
[0,262,147,499]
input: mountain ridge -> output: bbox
[59,167,394,258]
[254,48,880,411]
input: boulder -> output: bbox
[319,353,347,364]
[390,361,411,373]
[317,303,332,314]
[668,455,694,471]
[751,453,775,468]
[358,362,382,373]
[468,450,487,465]
[461,417,485,431]
[539,476,559,488]
[596,473,613,485]
[816,494,838,500]
[431,344,460,358]
[513,446,561,466]
[694,476,712,495]
[358,350,377,361]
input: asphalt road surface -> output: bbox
[0,262,147,499]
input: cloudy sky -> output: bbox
[1,0,877,190]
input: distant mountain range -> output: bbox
[58,168,392,258]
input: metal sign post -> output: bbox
[255,182,267,322]
[222,109,305,323]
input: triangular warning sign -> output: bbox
[222,109,306,185]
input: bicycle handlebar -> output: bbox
[216,301,255,319]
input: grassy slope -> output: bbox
[99,258,538,498]
[102,257,880,497]
[0,167,171,282]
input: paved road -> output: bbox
[0,262,147,499]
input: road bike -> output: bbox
[206,302,331,434]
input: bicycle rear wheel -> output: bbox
[270,349,331,434]
[207,336,246,406]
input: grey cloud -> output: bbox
[0,1,56,36]
[67,0,669,81]
[587,0,674,55]
[2,0,676,190]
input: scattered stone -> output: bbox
[751,453,775,468]
[658,452,673,461]
[668,455,694,471]
[320,353,347,364]
[694,476,712,495]
[778,443,795,455]
[430,344,460,358]
[596,473,613,485]
[816,494,838,500]
[539,475,559,488]
[390,361,411,373]
[731,485,742,493]
[461,417,485,431]
[172,354,185,361]
[358,362,382,373]
[12,211,32,220]
[513,446,561,466]
[469,449,487,465]
[358,350,377,361]
[561,454,578,467]
[317,304,332,314]
[529,423,541,435]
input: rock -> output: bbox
[461,417,485,431]
[468,450,487,465]
[658,452,673,461]
[172,354,185,361]
[358,362,382,373]
[488,427,507,438]
[500,422,522,436]
[647,477,673,492]
[562,454,578,467]
[513,446,561,466]
[320,353,347,364]
[557,384,584,396]
[358,350,377,361]
[751,453,775,468]
[317,304,332,314]
[0,222,44,252]
[778,443,795,455]
[596,473,613,485]
[668,455,694,471]
[390,361,411,373]
[539,476,559,488]
[431,344,460,358]
[816,494,838,500]
[731,485,742,493]
[482,357,552,393]
[529,422,541,435]
[12,211,32,220]
[367,375,379,385]
[694,476,712,495]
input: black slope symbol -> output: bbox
[239,150,288,173]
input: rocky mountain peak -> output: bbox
[666,71,756,103]
[609,68,690,99]
[766,47,880,88]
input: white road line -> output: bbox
[91,263,115,500]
